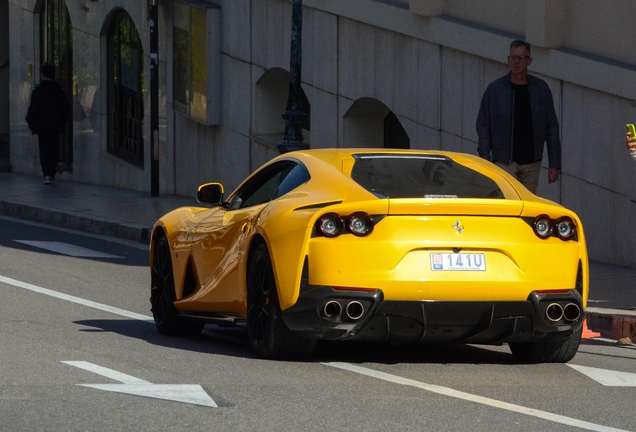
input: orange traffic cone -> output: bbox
[581,319,601,339]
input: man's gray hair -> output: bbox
[510,40,531,54]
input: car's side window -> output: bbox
[274,164,310,198]
[241,167,292,208]
[227,161,308,210]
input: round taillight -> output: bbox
[347,212,374,237]
[317,213,343,238]
[555,216,575,240]
[533,214,553,239]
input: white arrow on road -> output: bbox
[568,364,636,387]
[14,240,123,259]
[62,361,218,407]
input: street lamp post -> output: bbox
[149,0,160,196]
[277,0,308,154]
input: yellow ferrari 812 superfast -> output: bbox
[150,149,588,363]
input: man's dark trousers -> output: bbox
[38,133,60,178]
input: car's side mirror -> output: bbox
[197,183,224,205]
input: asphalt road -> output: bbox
[1,216,635,432]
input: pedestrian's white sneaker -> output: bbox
[43,175,51,185]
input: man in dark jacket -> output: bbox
[476,40,561,194]
[25,64,71,185]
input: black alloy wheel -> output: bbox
[247,243,316,359]
[151,233,203,336]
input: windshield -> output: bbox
[350,154,504,199]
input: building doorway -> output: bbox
[40,0,73,173]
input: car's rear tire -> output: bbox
[151,233,204,336]
[509,325,582,363]
[247,244,316,359]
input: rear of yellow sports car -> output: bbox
[277,150,588,362]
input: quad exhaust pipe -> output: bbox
[322,300,365,321]
[323,301,342,318]
[545,302,581,323]
[545,303,564,322]
[346,301,364,320]
[563,303,581,322]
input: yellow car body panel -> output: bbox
[173,205,263,314]
[151,206,210,299]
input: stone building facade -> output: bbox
[4,0,636,267]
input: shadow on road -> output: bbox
[73,318,524,365]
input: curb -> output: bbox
[586,308,636,341]
[0,201,150,244]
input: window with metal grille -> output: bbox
[107,10,144,168]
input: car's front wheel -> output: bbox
[509,325,582,363]
[151,233,204,336]
[247,244,316,359]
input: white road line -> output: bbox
[14,240,123,258]
[62,361,150,384]
[0,215,148,251]
[0,275,154,323]
[567,364,636,386]
[322,362,630,432]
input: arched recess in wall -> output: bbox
[38,0,73,172]
[343,98,410,149]
[106,9,144,168]
[254,68,310,146]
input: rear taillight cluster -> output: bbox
[533,214,576,241]
[316,212,374,237]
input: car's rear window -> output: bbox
[350,154,504,199]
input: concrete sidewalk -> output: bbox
[0,171,634,342]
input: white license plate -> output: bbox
[430,253,486,271]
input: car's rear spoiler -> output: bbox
[387,198,525,217]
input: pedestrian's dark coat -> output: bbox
[25,81,71,135]
[475,72,561,170]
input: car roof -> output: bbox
[275,148,498,177]
[272,148,537,202]
[283,148,486,165]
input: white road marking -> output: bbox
[14,240,123,258]
[0,275,154,323]
[62,361,149,384]
[322,362,630,432]
[5,276,216,407]
[0,215,148,251]
[62,361,217,407]
[567,364,636,386]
